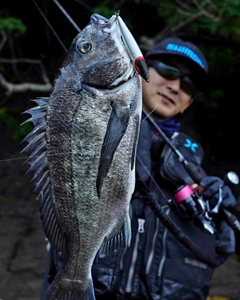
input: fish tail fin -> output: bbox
[45,271,95,300]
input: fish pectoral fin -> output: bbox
[96,101,130,197]
[98,215,131,258]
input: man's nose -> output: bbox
[166,78,181,93]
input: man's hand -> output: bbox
[199,176,236,209]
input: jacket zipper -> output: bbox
[120,205,133,270]
[146,217,159,274]
[158,207,170,277]
[125,218,145,293]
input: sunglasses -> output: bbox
[151,61,198,97]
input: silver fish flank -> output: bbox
[22,13,142,300]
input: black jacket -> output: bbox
[92,118,235,300]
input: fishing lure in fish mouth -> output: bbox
[114,11,150,83]
[90,11,150,83]
[116,13,150,82]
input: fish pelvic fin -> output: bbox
[45,271,95,300]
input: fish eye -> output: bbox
[78,41,92,53]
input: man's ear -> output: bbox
[180,99,193,114]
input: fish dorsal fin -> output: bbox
[98,213,131,258]
[22,98,66,252]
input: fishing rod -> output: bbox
[143,108,203,182]
[32,0,81,53]
[135,170,221,268]
[143,108,240,233]
[135,110,240,267]
[52,0,81,33]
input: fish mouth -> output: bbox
[88,13,136,89]
[90,13,116,29]
[109,62,136,88]
[83,71,138,92]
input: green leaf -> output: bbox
[0,17,26,35]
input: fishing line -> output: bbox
[0,81,161,165]
[0,3,81,165]
[0,3,158,166]
[0,133,135,164]
[136,154,167,200]
[32,0,68,53]
[0,156,29,163]
[140,80,164,124]
[0,152,74,164]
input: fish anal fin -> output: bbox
[98,215,131,258]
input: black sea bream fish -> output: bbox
[22,13,143,300]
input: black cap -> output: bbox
[145,37,208,90]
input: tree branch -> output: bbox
[139,11,204,52]
[0,73,52,96]
[0,57,52,97]
[139,0,220,52]
[0,29,7,52]
[0,26,52,98]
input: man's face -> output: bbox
[142,60,195,120]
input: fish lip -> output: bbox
[90,13,114,29]
[83,74,138,91]
[81,56,136,90]
[110,73,138,89]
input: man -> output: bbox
[91,38,236,300]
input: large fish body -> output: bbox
[22,13,142,300]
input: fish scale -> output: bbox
[22,12,144,300]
